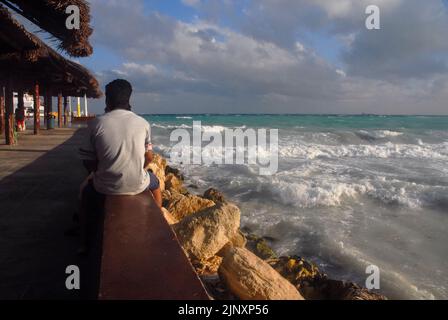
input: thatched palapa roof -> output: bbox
[0,6,101,98]
[0,0,93,57]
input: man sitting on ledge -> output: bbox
[78,79,162,252]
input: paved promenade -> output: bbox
[0,128,86,299]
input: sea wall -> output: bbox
[150,154,387,300]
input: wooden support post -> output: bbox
[4,83,15,145]
[33,83,40,135]
[17,88,25,132]
[43,90,47,127]
[45,91,53,130]
[0,87,5,136]
[17,89,24,110]
[57,93,63,128]
[63,96,68,126]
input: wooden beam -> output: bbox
[99,191,210,300]
[4,83,15,145]
[63,96,68,126]
[45,90,53,130]
[33,83,40,135]
[17,88,25,132]
[0,87,5,135]
[43,89,47,127]
[57,93,63,128]
[17,88,24,110]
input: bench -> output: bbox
[98,190,209,300]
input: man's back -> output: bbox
[83,109,151,195]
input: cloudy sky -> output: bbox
[77,0,448,114]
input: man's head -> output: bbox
[105,79,132,111]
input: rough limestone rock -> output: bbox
[246,234,277,260]
[165,165,184,180]
[229,229,247,248]
[162,189,171,201]
[161,207,178,225]
[165,173,186,194]
[174,203,241,261]
[300,278,387,300]
[166,191,215,221]
[268,256,386,300]
[153,153,167,171]
[269,256,323,284]
[203,188,226,203]
[194,255,223,275]
[218,247,304,300]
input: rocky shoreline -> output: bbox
[148,154,387,300]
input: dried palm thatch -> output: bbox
[0,0,93,57]
[0,6,101,98]
[0,5,44,62]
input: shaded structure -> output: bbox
[0,128,211,300]
[0,5,100,144]
[0,6,101,97]
[0,0,210,301]
[0,0,93,57]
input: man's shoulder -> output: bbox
[86,116,100,130]
[130,113,150,128]
[89,110,149,131]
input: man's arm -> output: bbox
[144,122,153,170]
[79,121,98,173]
[144,150,153,170]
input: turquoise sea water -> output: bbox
[146,114,448,130]
[143,114,448,299]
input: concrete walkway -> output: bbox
[0,128,86,299]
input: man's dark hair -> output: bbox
[105,79,132,110]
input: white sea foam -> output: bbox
[259,173,447,209]
[201,125,247,132]
[270,179,368,208]
[201,125,227,133]
[154,123,248,132]
[151,117,448,299]
[279,142,448,160]
[152,123,192,129]
[357,130,403,139]
[374,130,403,137]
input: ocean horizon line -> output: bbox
[138,113,448,117]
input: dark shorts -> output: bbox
[146,171,160,191]
[82,179,105,213]
[82,171,160,207]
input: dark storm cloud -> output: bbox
[342,0,448,79]
[88,0,448,114]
